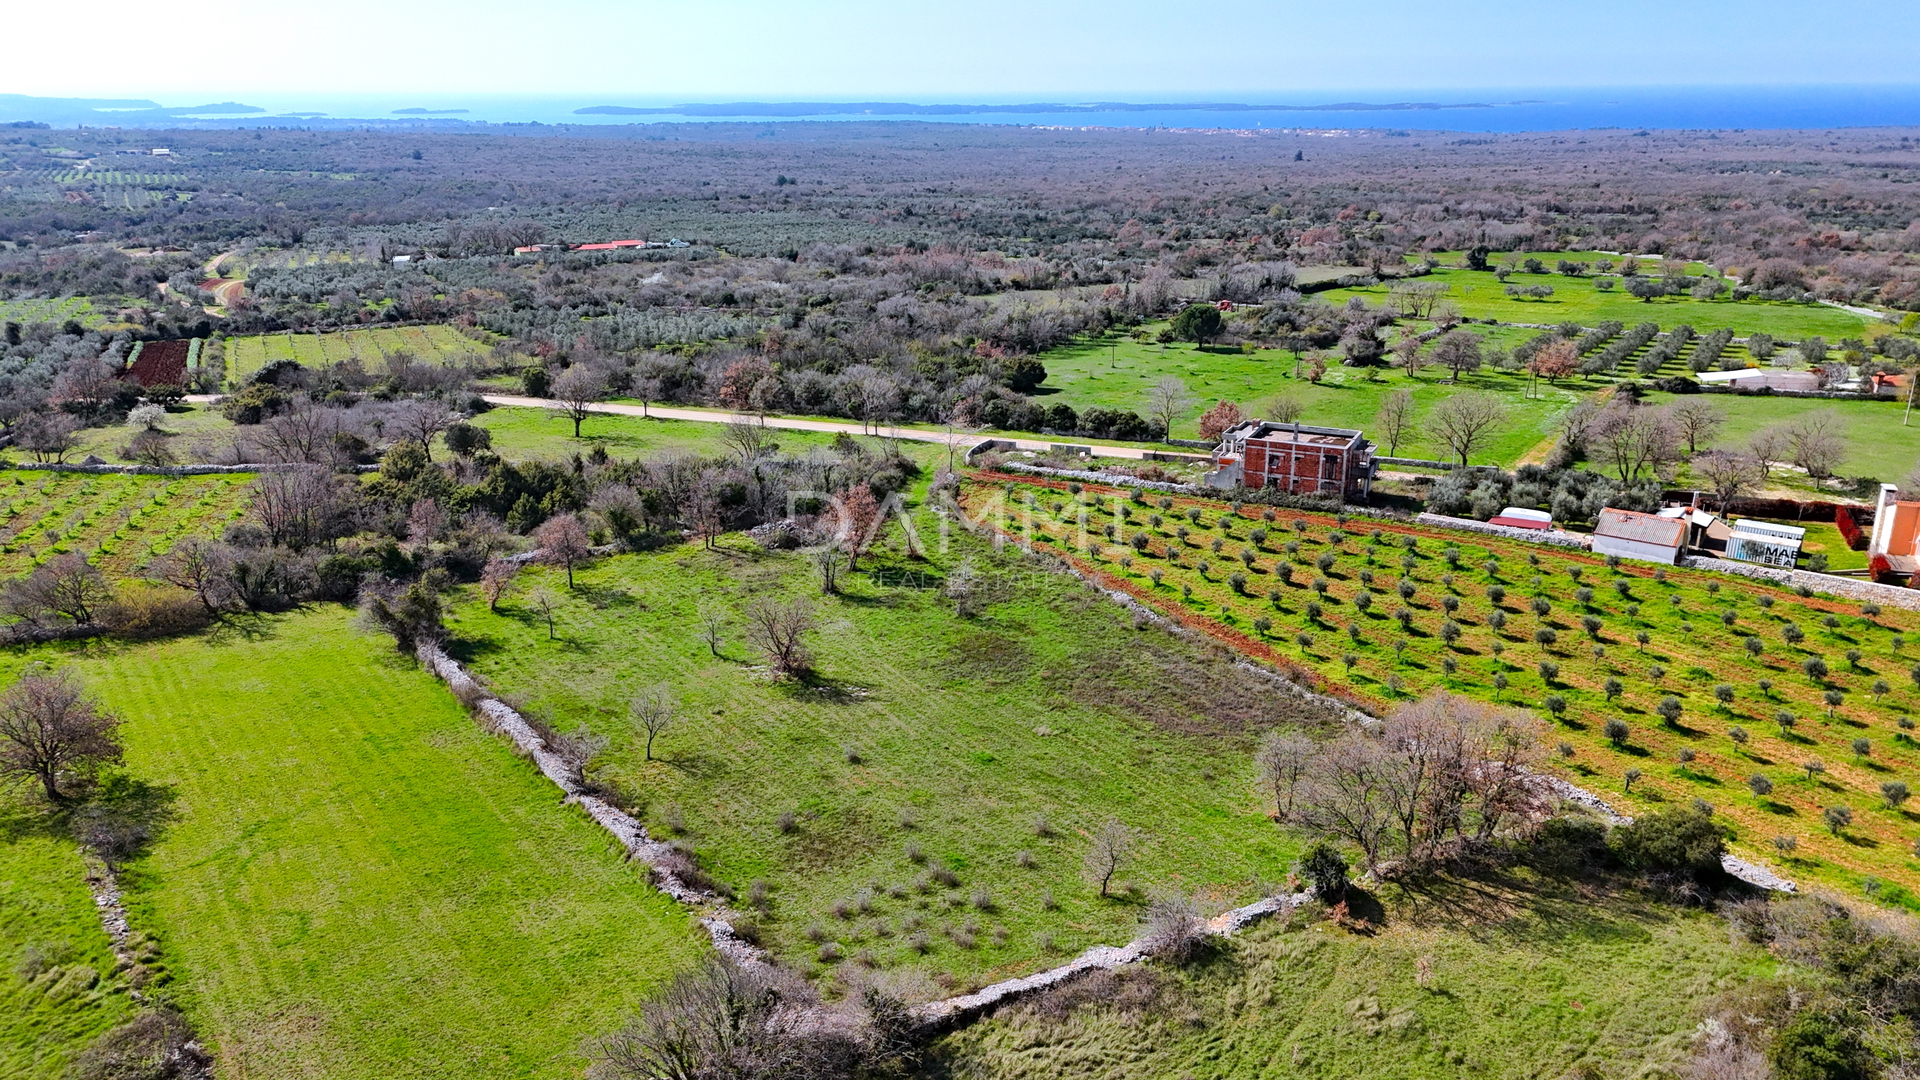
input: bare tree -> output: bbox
[1693,451,1762,512]
[630,685,678,761]
[697,606,726,657]
[551,364,606,439]
[1424,392,1507,466]
[1785,411,1847,489]
[1263,392,1304,425]
[1146,376,1194,440]
[530,589,558,640]
[250,466,355,552]
[1255,730,1317,820]
[1139,892,1207,962]
[1668,398,1725,456]
[1590,402,1683,483]
[722,422,775,465]
[1747,425,1790,482]
[828,485,884,569]
[7,553,113,625]
[155,537,234,616]
[685,471,727,550]
[745,597,815,677]
[390,399,459,462]
[1430,329,1484,382]
[0,669,122,803]
[16,412,81,463]
[1373,388,1417,457]
[480,557,520,612]
[1392,330,1425,378]
[1291,693,1551,872]
[591,956,858,1080]
[534,513,592,589]
[254,396,347,464]
[1082,817,1135,897]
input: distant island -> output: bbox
[575,100,1493,118]
[393,108,470,115]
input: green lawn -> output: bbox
[1643,390,1920,484]
[974,476,1920,903]
[446,534,1328,988]
[0,806,135,1079]
[1039,328,1576,464]
[224,325,502,384]
[2,610,704,1080]
[69,402,236,467]
[464,405,951,468]
[1322,267,1873,340]
[931,877,1774,1080]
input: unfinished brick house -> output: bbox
[1204,420,1376,501]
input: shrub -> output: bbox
[101,582,212,639]
[1139,893,1208,962]
[1607,806,1727,879]
[1604,718,1630,746]
[1297,841,1349,900]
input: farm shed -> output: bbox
[1488,507,1552,530]
[1592,508,1687,565]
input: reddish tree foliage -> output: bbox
[1527,339,1579,382]
[828,485,884,568]
[1197,401,1246,442]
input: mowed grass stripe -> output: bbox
[6,610,702,1080]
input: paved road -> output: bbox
[478,394,1182,461]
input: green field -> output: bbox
[0,297,123,330]
[2,609,703,1079]
[974,476,1920,901]
[71,402,236,466]
[0,471,252,578]
[1321,266,1873,340]
[1644,390,1920,484]
[224,325,501,384]
[932,878,1774,1080]
[0,805,135,1079]
[1039,328,1575,464]
[446,534,1326,986]
[463,405,954,468]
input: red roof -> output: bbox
[575,240,649,251]
[1489,515,1550,530]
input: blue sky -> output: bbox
[10,0,1920,100]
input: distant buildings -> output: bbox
[1204,420,1376,501]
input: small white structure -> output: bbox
[149,147,173,156]
[1487,506,1552,531]
[1592,508,1687,565]
[1726,519,1805,568]
[392,255,412,265]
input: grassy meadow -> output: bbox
[446,534,1326,988]
[0,805,136,1079]
[2,610,704,1080]
[932,878,1774,1080]
[461,405,956,469]
[970,476,1920,901]
[1321,266,1872,340]
[223,325,501,384]
[1038,327,1576,463]
[1646,390,1920,484]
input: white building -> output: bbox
[1725,520,1805,568]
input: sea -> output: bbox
[10,85,1920,132]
